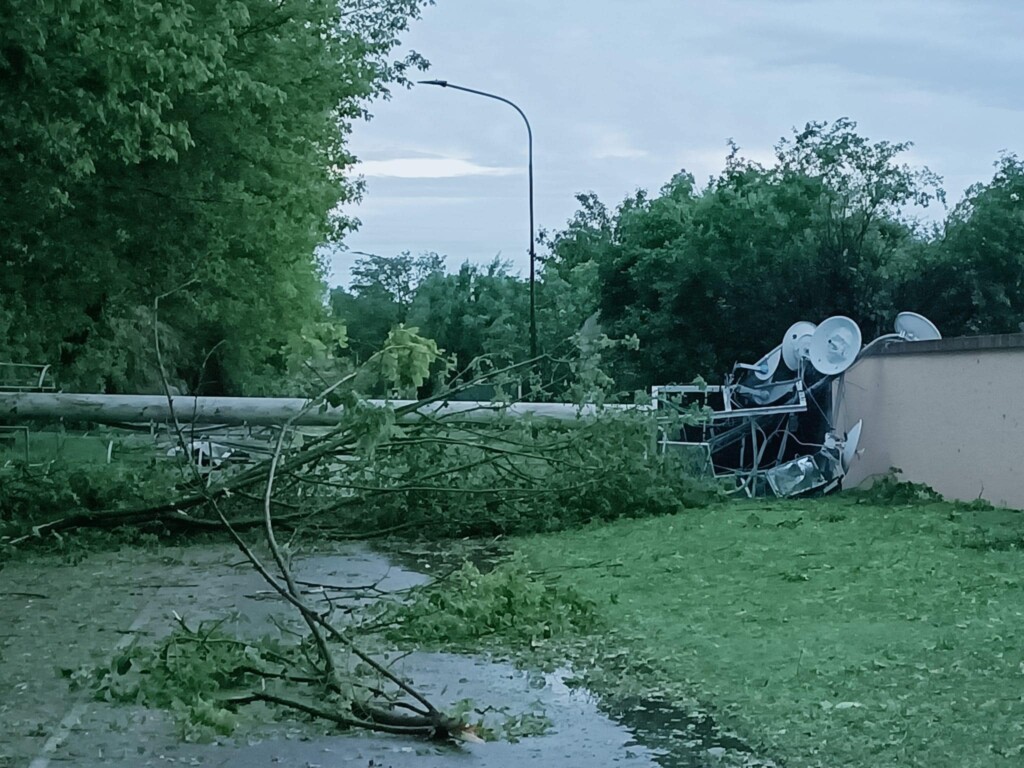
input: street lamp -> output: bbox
[418,79,538,359]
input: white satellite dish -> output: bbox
[752,345,782,381]
[841,420,863,473]
[781,321,817,371]
[808,316,862,375]
[894,311,941,342]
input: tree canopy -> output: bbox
[330,251,445,362]
[5,12,1021,405]
[328,121,1022,396]
[542,119,1023,388]
[1,0,430,394]
[899,154,1024,336]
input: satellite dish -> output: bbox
[808,316,862,375]
[841,420,863,473]
[894,312,941,342]
[781,321,817,371]
[753,345,782,381]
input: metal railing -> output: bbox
[0,362,55,392]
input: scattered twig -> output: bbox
[0,591,49,599]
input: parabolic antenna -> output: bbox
[781,321,817,371]
[808,316,862,375]
[894,311,941,342]
[752,345,783,381]
[841,420,863,473]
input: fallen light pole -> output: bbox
[2,312,942,500]
[0,392,646,427]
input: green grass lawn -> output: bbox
[516,494,1024,767]
[0,429,125,464]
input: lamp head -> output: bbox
[418,79,449,87]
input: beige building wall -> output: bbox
[834,337,1024,510]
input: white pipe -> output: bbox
[0,393,649,427]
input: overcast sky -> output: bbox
[328,0,1024,286]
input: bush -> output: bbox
[368,557,600,648]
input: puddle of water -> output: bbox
[371,544,775,768]
[146,650,668,768]
[294,547,432,593]
[606,695,764,767]
[378,539,511,576]
[542,668,770,768]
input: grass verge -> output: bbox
[512,493,1024,767]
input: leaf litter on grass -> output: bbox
[514,493,1024,767]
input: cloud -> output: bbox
[584,126,649,160]
[356,157,521,179]
[594,141,647,160]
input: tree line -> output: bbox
[2,1,1020,396]
[335,119,1024,393]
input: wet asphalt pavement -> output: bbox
[1,542,766,767]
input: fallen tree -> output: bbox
[3,325,713,743]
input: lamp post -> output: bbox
[418,79,537,359]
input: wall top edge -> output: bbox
[864,333,1024,358]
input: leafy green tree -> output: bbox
[350,251,446,315]
[899,154,1024,335]
[534,259,603,358]
[546,120,943,387]
[771,119,944,330]
[330,287,402,364]
[536,193,612,355]
[331,250,599,389]
[330,252,445,360]
[407,259,529,371]
[0,0,430,393]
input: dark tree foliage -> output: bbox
[332,251,602,383]
[544,119,948,388]
[898,154,1024,335]
[0,0,430,393]
[408,259,530,370]
[350,251,446,313]
[330,251,445,361]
